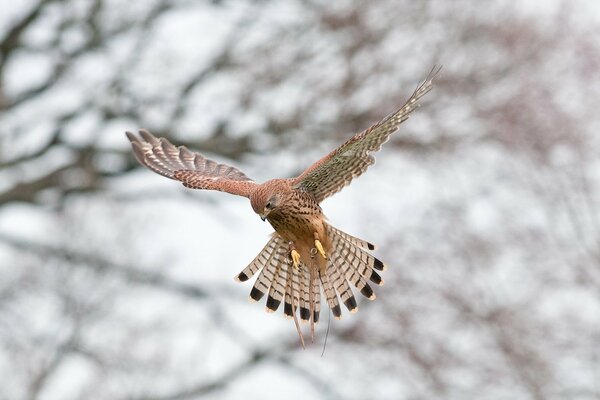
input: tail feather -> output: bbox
[235,234,281,282]
[248,252,278,302]
[319,267,342,319]
[329,225,386,284]
[266,258,287,312]
[327,224,376,251]
[284,259,305,347]
[327,225,380,301]
[327,257,357,313]
[243,234,288,302]
[312,274,321,323]
[343,241,384,285]
[284,278,294,317]
[284,263,302,318]
[342,261,376,300]
[299,266,311,322]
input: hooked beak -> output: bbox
[259,207,271,221]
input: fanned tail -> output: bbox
[235,224,386,346]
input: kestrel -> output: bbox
[126,67,438,346]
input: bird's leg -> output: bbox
[289,241,301,269]
[292,251,301,268]
[314,232,327,260]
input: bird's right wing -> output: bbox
[126,130,256,198]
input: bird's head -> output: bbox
[250,180,287,221]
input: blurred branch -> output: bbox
[27,333,78,400]
[275,357,346,400]
[442,290,551,400]
[0,232,214,300]
[133,345,298,400]
[0,0,61,66]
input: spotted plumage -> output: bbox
[126,67,439,346]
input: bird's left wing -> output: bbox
[126,130,256,198]
[292,66,440,203]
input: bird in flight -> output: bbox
[126,67,439,346]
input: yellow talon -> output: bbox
[291,249,301,268]
[315,239,327,260]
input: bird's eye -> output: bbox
[265,201,272,209]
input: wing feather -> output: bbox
[126,129,256,198]
[292,66,440,202]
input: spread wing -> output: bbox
[126,130,257,198]
[292,66,440,203]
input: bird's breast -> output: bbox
[267,192,325,246]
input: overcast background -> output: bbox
[1,1,599,399]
